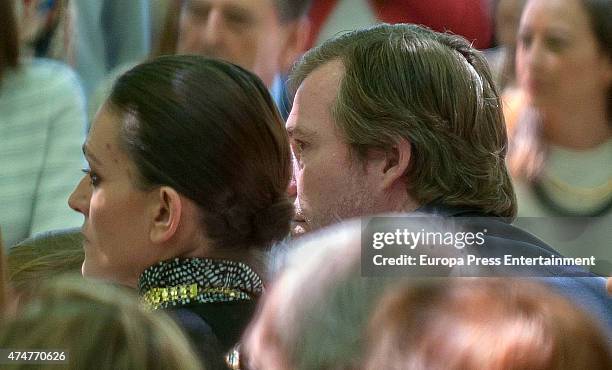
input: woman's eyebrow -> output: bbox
[82,144,102,166]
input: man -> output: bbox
[285,24,611,333]
[288,24,514,236]
[89,0,311,122]
[176,0,311,89]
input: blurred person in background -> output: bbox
[72,0,151,96]
[68,55,293,369]
[244,221,386,370]
[7,229,83,298]
[15,0,150,99]
[90,0,311,120]
[363,279,612,370]
[506,0,611,274]
[174,0,311,90]
[244,221,611,370]
[0,276,204,370]
[0,0,87,248]
[16,0,75,63]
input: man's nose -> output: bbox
[287,174,297,198]
[524,39,546,73]
[201,8,225,47]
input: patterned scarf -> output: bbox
[138,258,264,310]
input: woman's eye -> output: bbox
[518,33,532,49]
[82,168,101,187]
[545,37,567,52]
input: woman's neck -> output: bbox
[539,97,610,150]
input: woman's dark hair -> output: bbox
[0,0,20,83]
[583,0,612,60]
[582,0,611,120]
[108,55,293,250]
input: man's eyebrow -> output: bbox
[286,126,316,140]
[224,4,255,22]
[82,144,102,166]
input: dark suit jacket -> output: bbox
[168,300,258,370]
[417,203,612,337]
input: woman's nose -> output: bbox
[68,176,91,216]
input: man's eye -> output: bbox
[82,168,101,187]
[294,140,307,152]
[184,1,210,19]
[225,9,253,26]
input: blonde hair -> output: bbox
[8,230,84,293]
[0,276,204,370]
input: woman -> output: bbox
[68,55,293,368]
[0,0,86,247]
[506,0,611,272]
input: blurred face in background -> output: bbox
[177,0,284,87]
[516,0,611,109]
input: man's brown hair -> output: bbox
[291,24,516,218]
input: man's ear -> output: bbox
[149,186,182,244]
[379,138,411,190]
[279,17,311,74]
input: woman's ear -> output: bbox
[149,186,182,244]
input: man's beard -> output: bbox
[292,182,377,238]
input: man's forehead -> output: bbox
[287,60,345,139]
[300,59,344,93]
[186,0,277,12]
[293,60,344,118]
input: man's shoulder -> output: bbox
[542,277,612,340]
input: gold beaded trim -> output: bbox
[143,283,198,309]
[142,284,249,309]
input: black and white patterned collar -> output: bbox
[138,258,264,310]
